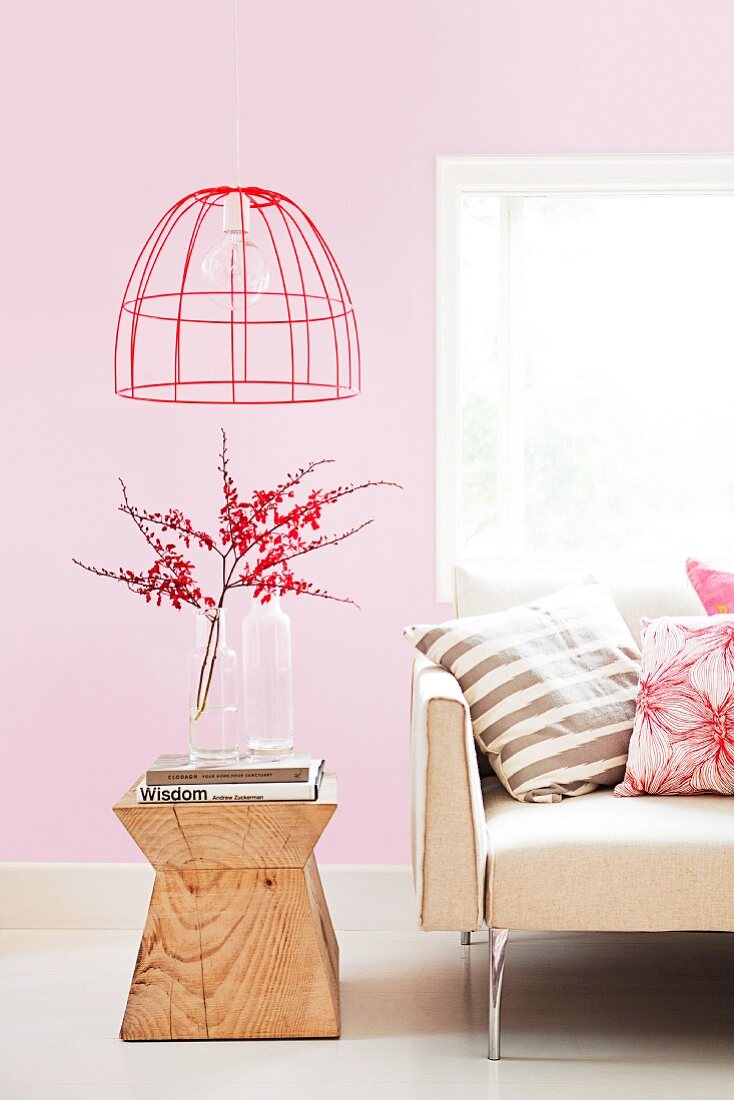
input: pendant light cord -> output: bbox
[232,0,242,188]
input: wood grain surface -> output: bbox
[114,775,339,1040]
[114,773,337,870]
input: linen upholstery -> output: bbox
[484,779,734,931]
[454,564,701,645]
[406,580,640,803]
[411,564,718,932]
[411,656,485,931]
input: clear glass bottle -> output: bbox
[188,607,238,762]
[242,593,294,760]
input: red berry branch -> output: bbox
[74,431,400,720]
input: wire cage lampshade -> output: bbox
[114,186,361,404]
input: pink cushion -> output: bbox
[686,557,734,615]
[615,616,734,797]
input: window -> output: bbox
[437,156,734,599]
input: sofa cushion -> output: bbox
[686,557,734,615]
[616,615,734,798]
[454,563,701,646]
[405,579,640,804]
[484,779,734,931]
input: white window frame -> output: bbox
[436,154,734,602]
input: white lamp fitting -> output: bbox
[223,190,251,234]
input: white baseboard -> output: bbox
[0,862,417,932]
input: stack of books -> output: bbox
[136,754,324,804]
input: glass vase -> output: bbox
[188,607,238,762]
[242,593,294,760]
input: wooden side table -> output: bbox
[113,774,339,1041]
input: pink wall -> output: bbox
[3,0,734,863]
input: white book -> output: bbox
[137,760,324,804]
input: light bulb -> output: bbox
[200,193,270,314]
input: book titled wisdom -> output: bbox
[137,760,324,804]
[146,752,312,786]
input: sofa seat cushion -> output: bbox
[484,779,734,931]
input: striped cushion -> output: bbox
[405,579,641,804]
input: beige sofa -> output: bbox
[410,564,734,1059]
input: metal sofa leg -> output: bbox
[488,927,509,1060]
[460,932,472,947]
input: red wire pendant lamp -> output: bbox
[114,7,360,405]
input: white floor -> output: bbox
[2,929,733,1099]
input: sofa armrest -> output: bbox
[410,655,487,931]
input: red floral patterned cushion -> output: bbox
[615,616,734,797]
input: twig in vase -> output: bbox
[74,430,401,721]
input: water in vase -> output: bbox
[242,593,294,760]
[188,607,239,762]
